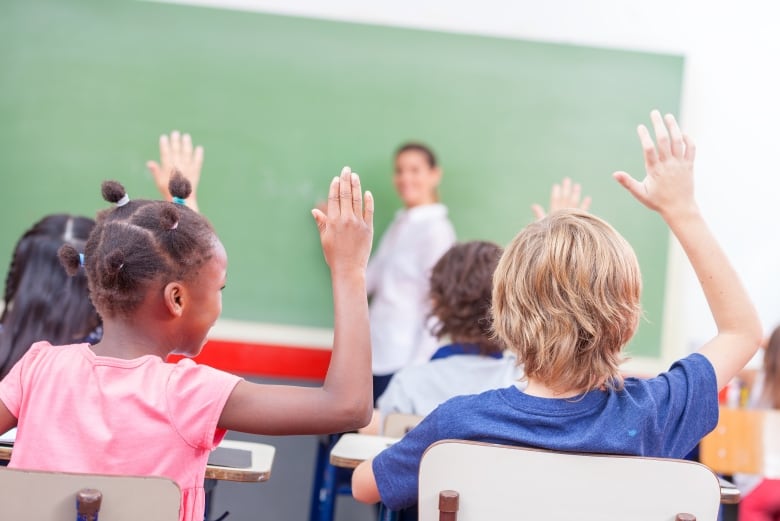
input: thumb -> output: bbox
[146,160,161,178]
[613,171,646,202]
[530,204,546,220]
[311,209,327,233]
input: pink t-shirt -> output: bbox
[0,342,242,521]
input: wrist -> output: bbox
[659,202,701,224]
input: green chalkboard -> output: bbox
[0,0,683,357]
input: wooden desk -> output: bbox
[0,438,275,483]
[329,433,741,504]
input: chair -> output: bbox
[700,407,780,478]
[418,440,722,521]
[0,467,181,520]
[382,413,423,438]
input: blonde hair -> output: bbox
[491,209,642,395]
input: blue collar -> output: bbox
[430,343,503,361]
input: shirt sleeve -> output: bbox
[372,407,442,510]
[166,360,242,450]
[0,342,47,417]
[646,353,719,458]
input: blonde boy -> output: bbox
[352,111,763,510]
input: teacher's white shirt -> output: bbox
[367,203,456,375]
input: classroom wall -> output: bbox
[157,0,780,370]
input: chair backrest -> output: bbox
[383,413,424,438]
[0,467,181,520]
[418,440,721,521]
[700,407,780,477]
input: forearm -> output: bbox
[322,268,373,425]
[665,208,762,385]
[666,208,759,337]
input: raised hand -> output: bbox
[531,177,591,220]
[146,131,204,212]
[311,167,374,273]
[613,110,697,219]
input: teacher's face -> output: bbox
[394,150,441,208]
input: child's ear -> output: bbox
[163,282,185,317]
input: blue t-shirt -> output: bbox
[372,353,718,511]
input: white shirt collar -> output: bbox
[396,203,448,222]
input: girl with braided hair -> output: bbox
[0,168,375,521]
[0,215,100,379]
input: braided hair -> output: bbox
[0,215,99,378]
[59,172,216,318]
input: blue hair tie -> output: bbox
[172,196,186,205]
[79,253,85,267]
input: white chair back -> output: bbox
[0,467,181,520]
[419,440,721,521]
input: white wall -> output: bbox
[153,0,780,370]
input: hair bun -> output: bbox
[100,249,127,288]
[159,205,179,230]
[58,244,82,277]
[168,171,192,201]
[101,180,127,204]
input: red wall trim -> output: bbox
[168,339,331,381]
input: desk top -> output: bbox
[329,433,741,504]
[0,438,275,483]
[329,433,399,469]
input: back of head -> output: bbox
[491,209,642,394]
[0,214,99,378]
[430,241,503,355]
[58,173,217,321]
[763,325,780,408]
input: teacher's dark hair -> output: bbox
[396,142,437,168]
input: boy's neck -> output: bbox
[523,378,586,399]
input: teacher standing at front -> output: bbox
[367,143,456,404]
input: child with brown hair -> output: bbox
[351,110,763,510]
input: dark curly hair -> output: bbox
[429,241,503,355]
[58,172,217,318]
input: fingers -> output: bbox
[550,182,561,210]
[326,175,340,218]
[613,171,647,203]
[159,134,172,171]
[182,133,193,166]
[338,167,353,217]
[683,134,696,162]
[637,124,658,167]
[580,195,592,212]
[531,204,546,220]
[311,209,327,233]
[193,145,204,172]
[650,110,670,161]
[664,113,684,158]
[351,172,362,217]
[363,191,374,231]
[170,130,182,164]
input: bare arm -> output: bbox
[147,130,203,212]
[352,459,381,504]
[0,401,16,434]
[218,167,374,434]
[614,110,762,390]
